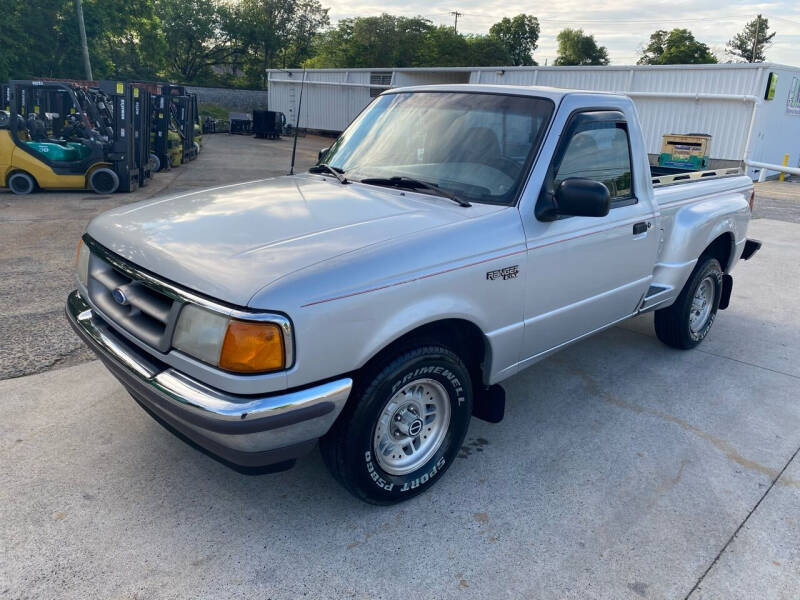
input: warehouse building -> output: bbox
[267,63,800,179]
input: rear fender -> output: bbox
[651,193,749,303]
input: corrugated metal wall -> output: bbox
[473,66,768,160]
[268,65,800,168]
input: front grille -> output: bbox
[87,252,182,353]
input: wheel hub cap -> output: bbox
[373,378,451,476]
[690,276,715,333]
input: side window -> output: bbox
[554,120,633,203]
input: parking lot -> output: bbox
[1,134,799,599]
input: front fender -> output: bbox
[354,294,493,371]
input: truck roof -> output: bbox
[383,83,628,103]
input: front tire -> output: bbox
[321,345,472,504]
[89,168,119,194]
[655,257,723,349]
[8,172,35,195]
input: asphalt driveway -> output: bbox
[1,217,798,599]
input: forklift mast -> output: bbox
[96,81,138,193]
[162,84,197,162]
[132,85,152,185]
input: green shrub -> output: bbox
[198,103,228,119]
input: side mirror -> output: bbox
[555,178,610,218]
[318,147,330,162]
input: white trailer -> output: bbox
[267,63,800,179]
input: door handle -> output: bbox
[633,222,649,235]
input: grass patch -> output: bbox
[198,103,229,120]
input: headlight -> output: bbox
[173,304,287,373]
[75,240,90,287]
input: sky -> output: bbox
[323,0,800,66]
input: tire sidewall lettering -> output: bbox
[362,358,470,496]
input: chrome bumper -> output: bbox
[66,290,352,468]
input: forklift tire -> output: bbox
[149,153,161,173]
[8,172,35,195]
[89,168,120,195]
[193,141,200,156]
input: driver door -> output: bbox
[518,102,659,365]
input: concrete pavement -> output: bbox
[1,218,798,599]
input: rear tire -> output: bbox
[89,168,119,195]
[8,172,35,195]
[655,257,722,349]
[320,344,472,504]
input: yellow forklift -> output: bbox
[0,80,139,194]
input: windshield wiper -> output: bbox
[309,163,349,184]
[358,176,471,207]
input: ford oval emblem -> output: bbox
[112,288,129,306]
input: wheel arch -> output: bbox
[700,232,735,273]
[357,317,491,390]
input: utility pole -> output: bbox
[75,0,93,81]
[450,11,463,33]
[750,14,761,63]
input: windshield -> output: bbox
[322,91,554,205]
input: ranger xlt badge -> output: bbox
[486,266,519,281]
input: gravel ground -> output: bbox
[753,177,800,224]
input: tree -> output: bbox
[307,15,436,68]
[554,28,609,66]
[638,29,717,65]
[231,0,329,87]
[465,35,513,66]
[0,0,167,82]
[281,0,330,68]
[87,0,167,80]
[488,14,540,66]
[308,16,514,69]
[727,15,775,62]
[156,0,232,82]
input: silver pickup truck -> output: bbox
[67,84,761,504]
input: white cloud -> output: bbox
[323,0,800,65]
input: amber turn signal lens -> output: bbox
[219,320,285,373]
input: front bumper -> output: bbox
[66,290,352,468]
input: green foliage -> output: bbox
[307,14,514,69]
[638,29,717,65]
[726,16,775,63]
[464,35,513,66]
[228,0,329,87]
[307,15,432,68]
[88,0,167,80]
[0,4,630,88]
[488,14,540,66]
[554,28,609,66]
[198,103,228,119]
[0,0,167,82]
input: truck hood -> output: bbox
[87,175,494,307]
